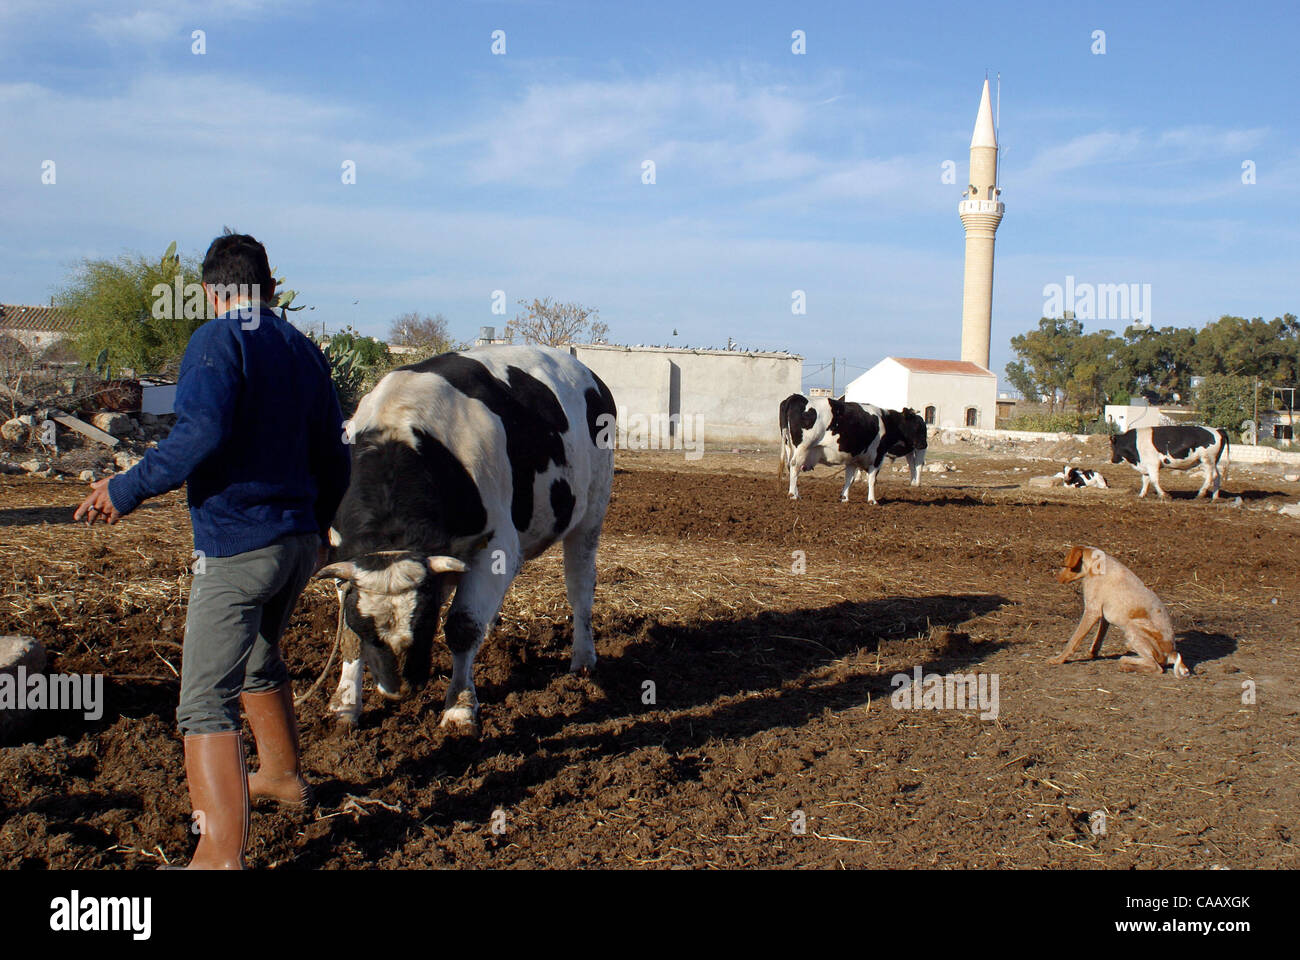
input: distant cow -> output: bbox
[784,397,890,503]
[1053,465,1108,489]
[317,345,616,730]
[1110,425,1229,500]
[777,393,813,478]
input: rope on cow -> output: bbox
[293,594,344,707]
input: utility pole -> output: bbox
[831,358,836,396]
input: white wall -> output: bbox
[1103,404,1171,432]
[909,370,997,428]
[844,360,909,409]
[569,344,802,445]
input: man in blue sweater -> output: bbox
[75,233,351,869]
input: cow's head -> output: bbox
[900,408,928,449]
[1109,430,1137,465]
[315,552,467,699]
[1056,545,1105,583]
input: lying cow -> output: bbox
[1053,465,1108,489]
[1110,425,1229,500]
[317,345,616,730]
[784,397,890,503]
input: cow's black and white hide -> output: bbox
[784,397,889,503]
[778,393,813,478]
[317,345,616,730]
[1109,425,1229,500]
[1053,465,1109,489]
[858,406,928,487]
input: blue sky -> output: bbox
[2,0,1297,389]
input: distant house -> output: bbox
[0,304,81,360]
[844,357,997,429]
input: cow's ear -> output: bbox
[1063,546,1084,572]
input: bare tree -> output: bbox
[507,298,608,347]
[389,312,456,354]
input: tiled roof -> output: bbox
[892,357,993,377]
[0,304,81,332]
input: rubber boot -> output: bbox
[242,684,314,807]
[172,731,249,869]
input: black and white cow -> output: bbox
[1109,425,1229,500]
[777,393,812,478]
[872,406,928,487]
[316,345,616,730]
[1053,465,1109,489]
[784,397,890,503]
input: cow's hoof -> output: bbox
[788,493,798,500]
[568,656,597,675]
[330,709,360,728]
[439,706,480,734]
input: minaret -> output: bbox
[958,78,1003,370]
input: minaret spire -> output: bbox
[958,77,1004,370]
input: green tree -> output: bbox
[1195,374,1257,438]
[59,243,205,377]
[1007,316,1085,412]
[1194,314,1299,384]
[1064,330,1127,413]
[327,326,389,367]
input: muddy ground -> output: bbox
[1,450,1298,869]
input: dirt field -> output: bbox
[2,449,1298,869]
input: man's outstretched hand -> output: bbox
[75,479,122,526]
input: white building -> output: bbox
[567,343,802,446]
[844,357,997,428]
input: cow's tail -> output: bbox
[1217,429,1231,487]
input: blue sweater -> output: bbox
[108,307,351,558]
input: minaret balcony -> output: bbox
[958,198,1004,217]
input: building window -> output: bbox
[924,405,936,425]
[965,407,979,427]
[1276,424,1294,440]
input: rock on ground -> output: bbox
[1,418,28,444]
[91,412,135,438]
[0,636,48,745]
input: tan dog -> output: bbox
[1052,546,1190,676]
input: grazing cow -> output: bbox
[316,345,616,730]
[875,407,928,487]
[1053,465,1108,489]
[1110,425,1229,500]
[784,397,889,503]
[777,393,813,478]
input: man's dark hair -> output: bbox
[201,231,274,295]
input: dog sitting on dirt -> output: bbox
[1051,546,1190,676]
